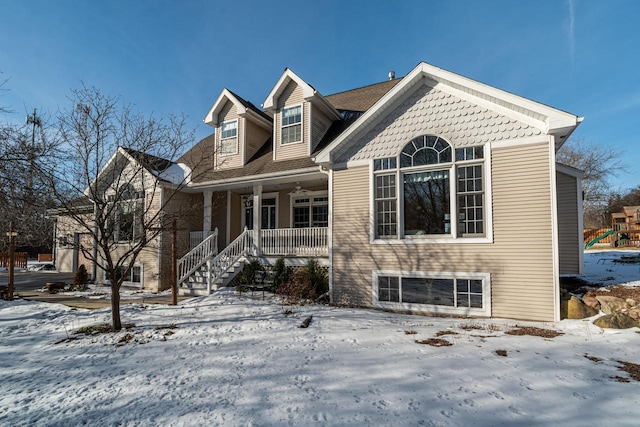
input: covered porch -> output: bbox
[177,169,329,294]
[188,168,330,256]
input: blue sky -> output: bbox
[1,0,638,190]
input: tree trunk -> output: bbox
[111,283,122,331]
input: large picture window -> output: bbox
[374,272,489,316]
[281,105,302,144]
[373,135,485,240]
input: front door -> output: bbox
[243,196,277,230]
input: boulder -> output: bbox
[593,313,639,329]
[626,298,637,307]
[581,295,601,310]
[595,296,629,314]
[626,306,640,320]
[567,296,599,319]
[45,282,66,293]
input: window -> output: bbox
[220,120,238,155]
[281,105,302,144]
[106,264,143,287]
[292,194,328,227]
[58,234,72,248]
[374,272,489,315]
[373,135,485,240]
[110,184,144,243]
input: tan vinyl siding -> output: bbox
[275,82,308,161]
[216,101,242,170]
[311,106,331,152]
[332,142,557,321]
[556,171,581,274]
[54,214,93,274]
[245,120,271,164]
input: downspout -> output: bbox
[318,165,333,303]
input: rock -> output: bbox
[567,296,599,319]
[45,282,66,293]
[595,296,629,314]
[593,313,639,329]
[626,298,637,307]
[627,306,640,320]
[581,295,601,310]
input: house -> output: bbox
[51,61,584,322]
[611,206,640,247]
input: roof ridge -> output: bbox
[325,78,402,98]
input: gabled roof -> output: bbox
[262,68,341,120]
[622,206,640,217]
[315,61,583,165]
[325,78,402,112]
[204,88,272,128]
[121,147,175,175]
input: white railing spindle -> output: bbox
[260,227,327,256]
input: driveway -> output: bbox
[1,270,190,309]
[0,271,75,292]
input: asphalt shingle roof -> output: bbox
[179,77,402,184]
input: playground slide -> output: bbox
[584,229,614,250]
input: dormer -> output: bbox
[263,68,341,161]
[204,89,272,170]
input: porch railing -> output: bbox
[260,227,328,256]
[190,230,217,249]
[177,227,218,284]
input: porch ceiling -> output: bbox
[186,169,328,194]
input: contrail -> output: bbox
[567,0,576,72]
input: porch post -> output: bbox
[203,190,212,235]
[253,184,262,256]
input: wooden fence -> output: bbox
[584,228,613,245]
[0,252,28,269]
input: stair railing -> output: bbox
[206,228,253,289]
[177,227,218,286]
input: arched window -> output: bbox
[373,135,484,239]
[400,135,452,167]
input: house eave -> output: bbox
[315,61,582,165]
[187,167,325,192]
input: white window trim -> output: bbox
[219,119,239,156]
[280,103,304,145]
[372,270,491,317]
[289,190,329,227]
[369,144,493,245]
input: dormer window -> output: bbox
[220,120,238,155]
[281,105,302,144]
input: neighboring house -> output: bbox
[612,206,640,247]
[52,61,584,322]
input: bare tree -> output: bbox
[0,70,11,115]
[47,85,201,330]
[0,110,59,253]
[556,138,625,228]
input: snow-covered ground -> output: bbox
[1,250,639,426]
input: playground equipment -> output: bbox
[584,229,614,250]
